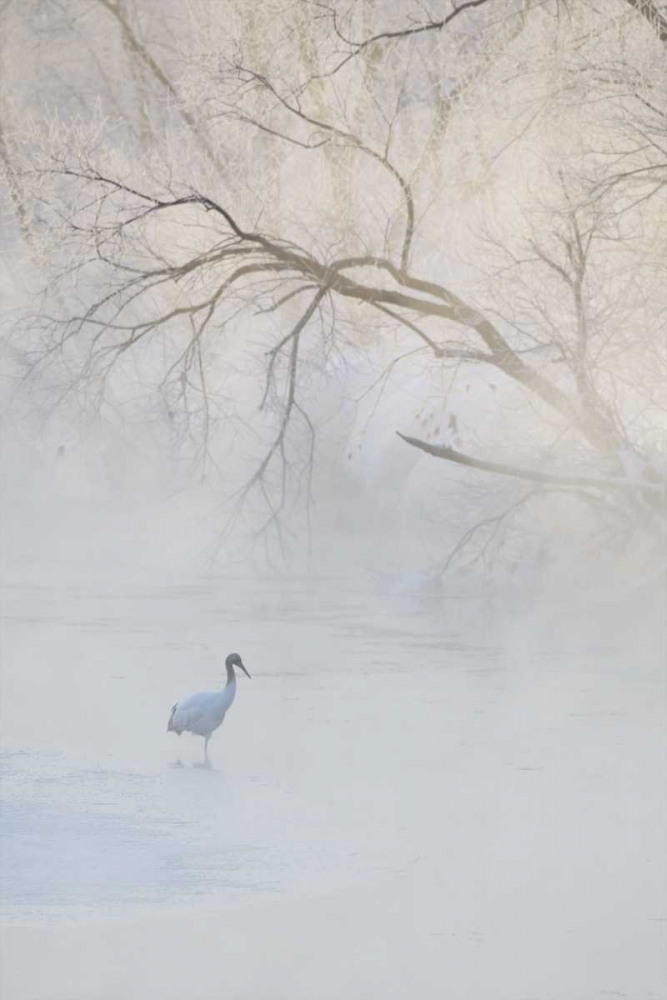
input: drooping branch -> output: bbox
[396,433,664,495]
[245,286,328,491]
[34,169,636,463]
[436,487,541,576]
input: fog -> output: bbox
[1,558,665,999]
[1,1,667,997]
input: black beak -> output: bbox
[239,661,251,678]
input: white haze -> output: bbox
[1,1,666,997]
[1,552,665,999]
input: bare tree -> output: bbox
[3,0,665,569]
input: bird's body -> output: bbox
[167,682,237,737]
[168,652,249,766]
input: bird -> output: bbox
[167,652,250,767]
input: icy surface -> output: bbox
[0,576,665,999]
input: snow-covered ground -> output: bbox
[1,574,665,999]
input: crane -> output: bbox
[167,652,250,767]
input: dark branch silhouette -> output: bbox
[396,433,664,495]
[314,0,497,80]
[623,0,667,44]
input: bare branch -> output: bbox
[249,286,328,478]
[623,0,667,44]
[91,0,230,178]
[233,66,415,268]
[312,0,497,80]
[396,433,664,495]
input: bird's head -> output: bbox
[226,652,251,678]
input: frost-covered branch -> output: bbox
[396,433,664,497]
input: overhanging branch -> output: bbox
[396,433,664,495]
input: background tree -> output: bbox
[1,0,665,575]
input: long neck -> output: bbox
[224,662,236,687]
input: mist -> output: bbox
[1,2,666,998]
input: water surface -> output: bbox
[1,575,664,999]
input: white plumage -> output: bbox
[167,652,250,766]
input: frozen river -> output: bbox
[1,573,665,999]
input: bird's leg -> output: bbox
[193,736,212,769]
